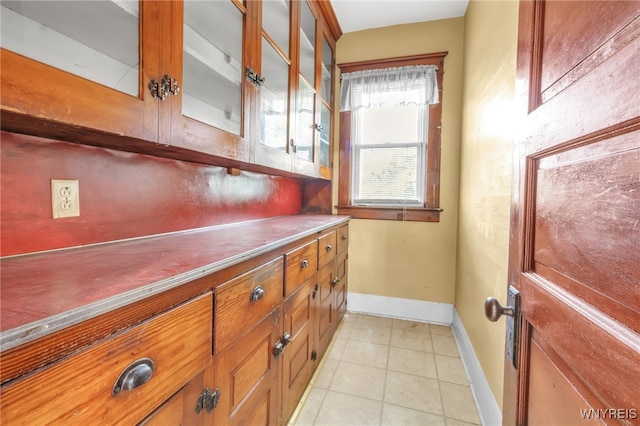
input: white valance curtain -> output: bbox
[339,65,439,112]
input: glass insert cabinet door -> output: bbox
[0,0,140,96]
[319,36,334,169]
[260,0,291,151]
[295,0,317,162]
[182,0,244,136]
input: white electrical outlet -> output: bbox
[51,179,80,218]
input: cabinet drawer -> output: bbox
[337,225,349,255]
[284,240,317,297]
[317,231,337,268]
[215,257,283,353]
[0,293,212,425]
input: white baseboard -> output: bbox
[347,292,453,324]
[452,308,502,426]
[347,292,502,426]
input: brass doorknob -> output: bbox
[484,297,515,322]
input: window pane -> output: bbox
[353,144,424,204]
[357,105,424,144]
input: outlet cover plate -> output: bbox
[51,179,79,218]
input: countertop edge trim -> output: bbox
[0,216,350,352]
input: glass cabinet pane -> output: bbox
[319,102,331,167]
[295,78,314,161]
[321,37,333,103]
[299,1,316,86]
[0,0,139,96]
[260,39,290,150]
[262,0,289,56]
[183,0,243,135]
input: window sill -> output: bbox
[336,206,441,222]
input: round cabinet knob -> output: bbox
[112,358,155,397]
[331,277,340,287]
[326,244,333,252]
[301,258,309,268]
[250,286,265,302]
[484,297,515,322]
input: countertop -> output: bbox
[0,214,349,352]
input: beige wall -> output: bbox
[456,0,519,408]
[334,18,464,304]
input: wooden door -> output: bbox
[503,1,640,424]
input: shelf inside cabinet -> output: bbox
[1,0,139,96]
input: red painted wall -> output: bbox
[1,132,303,256]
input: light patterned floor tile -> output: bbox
[384,371,443,415]
[329,362,387,400]
[355,313,393,328]
[350,322,392,345]
[314,358,338,389]
[388,346,437,378]
[341,339,389,369]
[430,324,454,337]
[390,327,433,352]
[392,318,431,333]
[314,391,382,426]
[327,337,347,360]
[432,334,460,357]
[436,355,469,385]
[382,404,446,426]
[440,382,481,424]
[292,387,326,426]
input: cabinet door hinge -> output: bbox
[195,387,221,414]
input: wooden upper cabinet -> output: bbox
[173,0,251,162]
[0,0,160,142]
[0,0,338,178]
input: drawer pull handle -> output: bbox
[250,286,265,302]
[301,258,309,268]
[341,235,347,241]
[326,244,333,252]
[331,277,340,287]
[112,357,155,397]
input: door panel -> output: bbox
[507,1,640,424]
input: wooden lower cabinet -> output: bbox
[141,362,216,426]
[334,250,348,326]
[0,293,213,425]
[316,259,336,362]
[1,223,349,425]
[281,278,315,422]
[214,309,281,426]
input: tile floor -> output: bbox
[291,312,481,426]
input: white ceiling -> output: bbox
[330,0,469,33]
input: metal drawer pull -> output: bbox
[331,277,340,287]
[250,286,265,302]
[326,244,333,252]
[341,235,347,241]
[112,357,155,397]
[301,258,309,268]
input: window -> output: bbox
[337,53,447,222]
